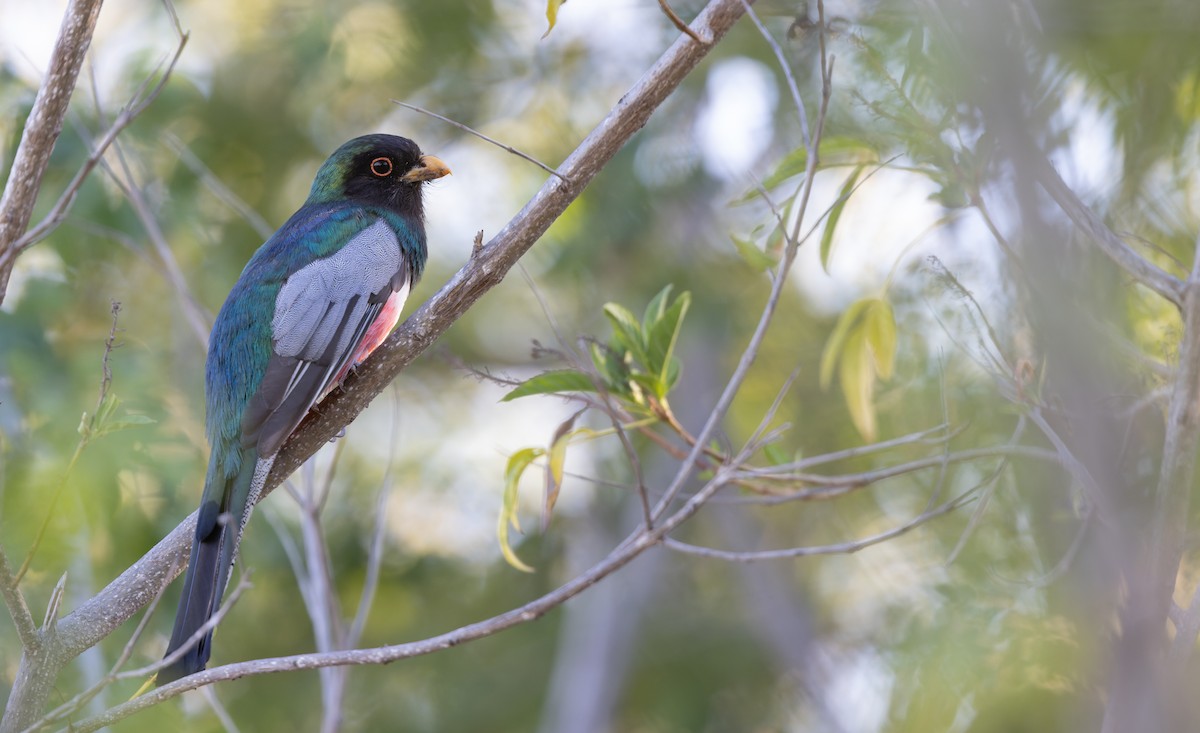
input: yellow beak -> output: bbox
[401,154,451,183]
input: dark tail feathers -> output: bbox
[158,499,237,685]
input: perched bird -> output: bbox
[159,134,450,684]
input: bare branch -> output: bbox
[1157,234,1200,663]
[739,0,809,146]
[347,389,402,647]
[0,0,105,303]
[0,547,39,653]
[1032,152,1184,308]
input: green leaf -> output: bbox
[646,291,690,391]
[819,298,875,389]
[763,443,792,466]
[642,284,674,335]
[820,164,866,272]
[94,414,157,438]
[759,146,809,191]
[84,392,157,438]
[543,0,566,38]
[864,299,897,381]
[730,235,777,272]
[603,302,649,368]
[734,137,876,204]
[501,370,597,402]
[839,334,878,442]
[589,341,629,394]
[498,447,542,573]
[663,357,681,393]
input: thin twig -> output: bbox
[662,492,973,562]
[740,0,809,146]
[945,417,1026,564]
[731,444,1060,504]
[15,301,123,584]
[105,139,211,347]
[390,100,570,183]
[348,388,403,647]
[657,0,705,43]
[164,134,274,239]
[1033,152,1184,308]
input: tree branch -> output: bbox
[0,0,105,304]
[1031,134,1185,308]
[0,547,39,654]
[1158,234,1200,663]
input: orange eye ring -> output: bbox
[370,157,393,177]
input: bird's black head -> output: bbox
[307,133,450,217]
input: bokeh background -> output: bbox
[3,0,1200,730]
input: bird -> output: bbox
[158,134,450,685]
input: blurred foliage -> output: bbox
[2,0,1200,731]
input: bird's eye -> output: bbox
[370,157,393,177]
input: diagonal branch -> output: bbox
[0,0,105,304]
[0,547,39,654]
[1030,127,1184,309]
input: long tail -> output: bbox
[159,451,273,685]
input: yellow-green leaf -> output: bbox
[819,298,874,389]
[501,370,597,402]
[498,447,542,572]
[864,299,897,381]
[543,0,566,38]
[839,334,878,442]
[544,412,582,526]
[730,235,777,272]
[820,164,865,272]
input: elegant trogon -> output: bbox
[159,134,450,684]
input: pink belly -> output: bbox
[334,289,405,385]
